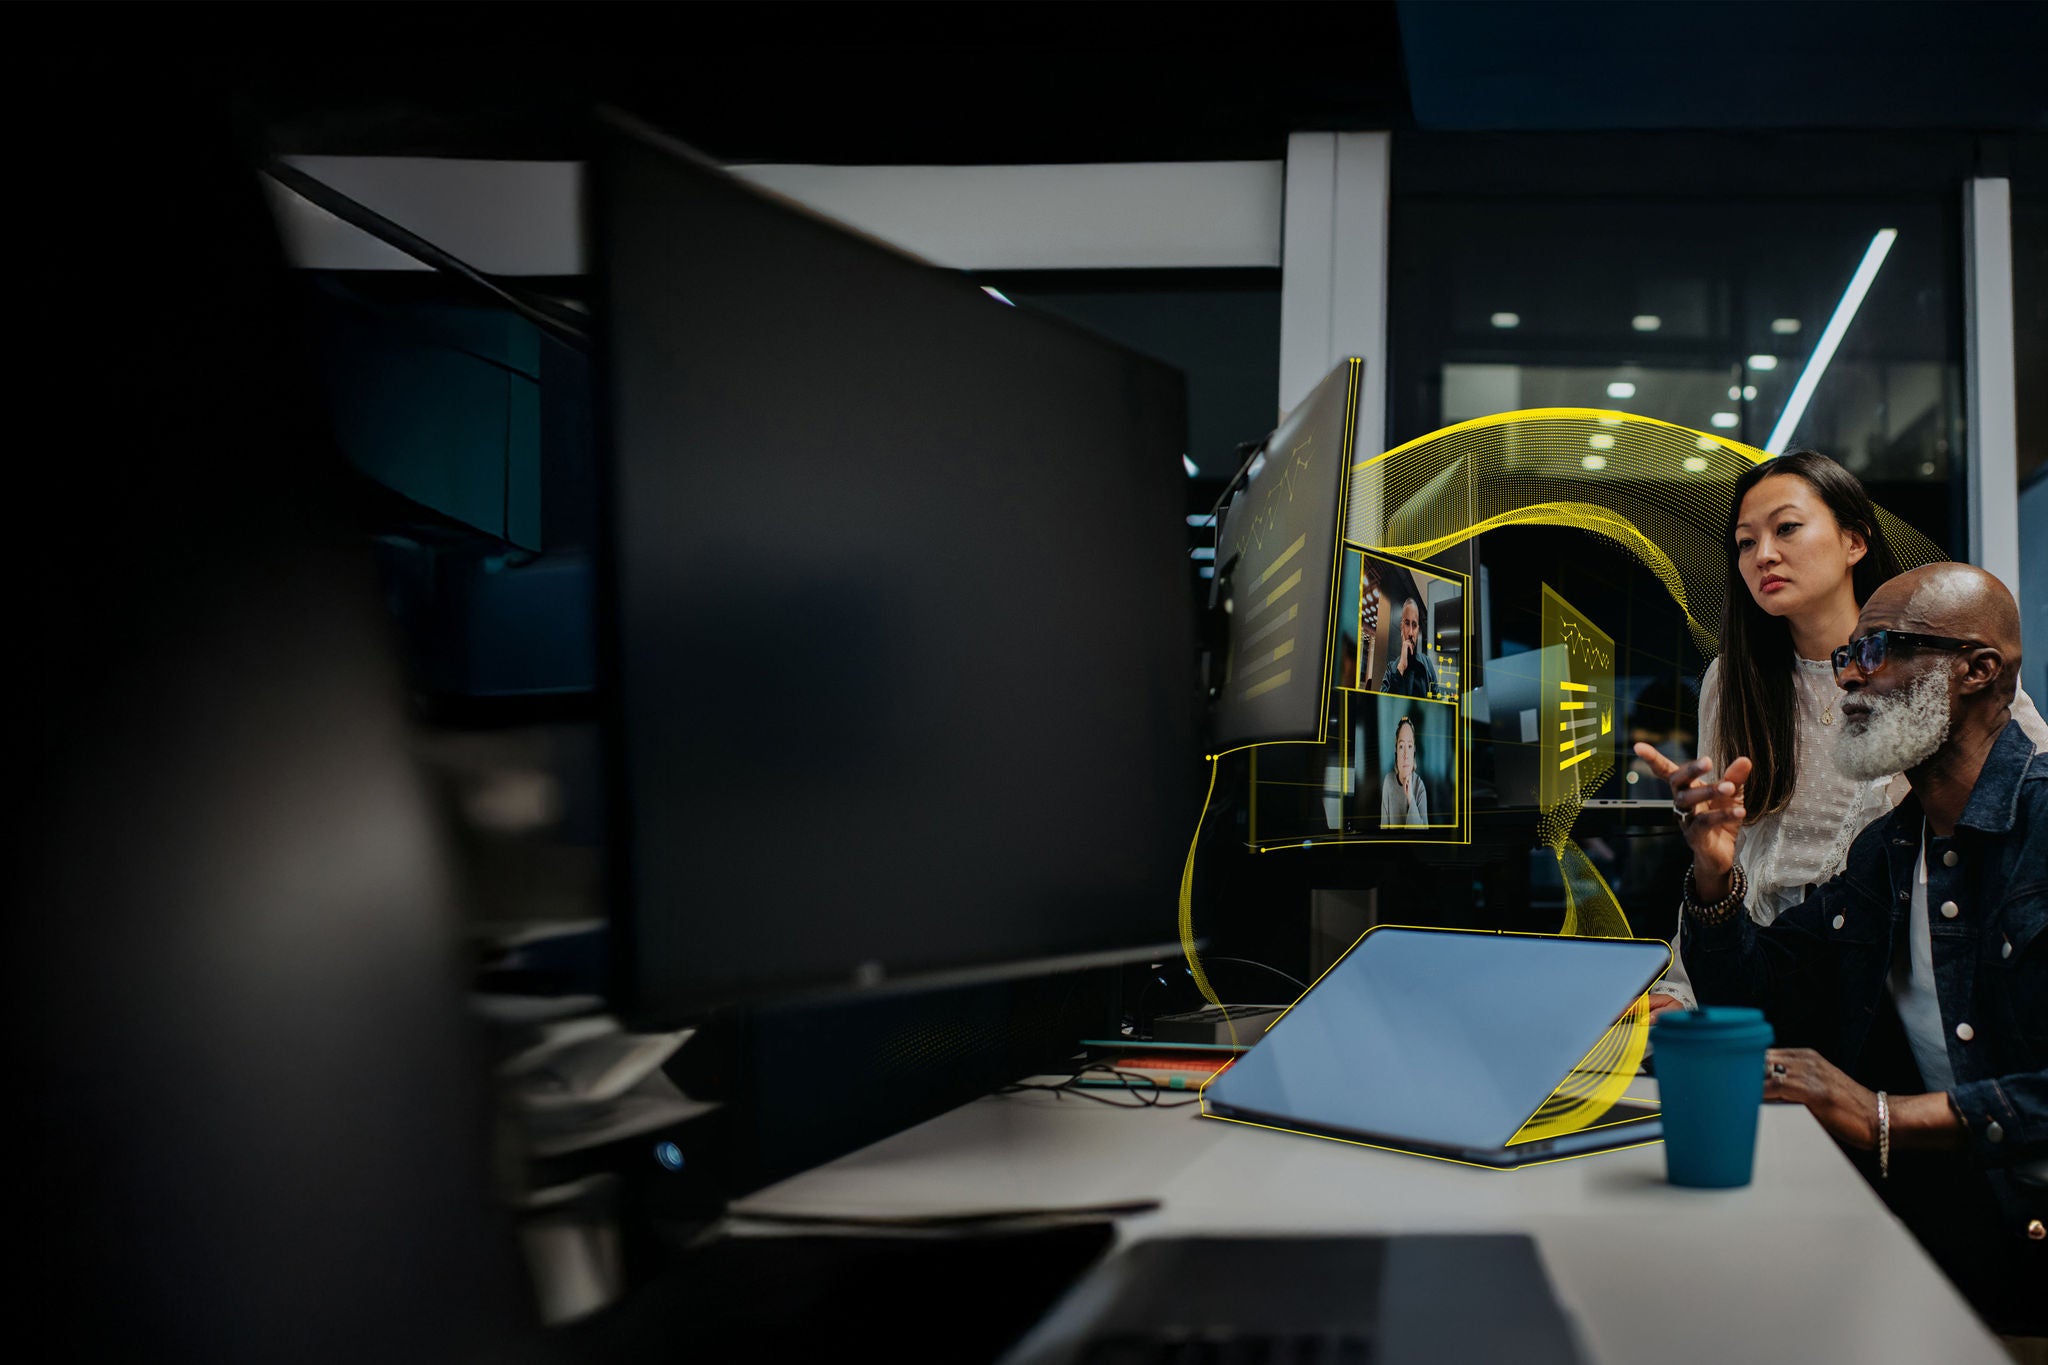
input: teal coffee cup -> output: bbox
[1651,1007,1775,1188]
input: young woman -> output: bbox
[1636,450,2046,1010]
[1380,713,1429,828]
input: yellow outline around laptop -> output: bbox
[1191,924,1669,1170]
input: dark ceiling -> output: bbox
[43,1,2047,165]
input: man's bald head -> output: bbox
[1860,563,2021,706]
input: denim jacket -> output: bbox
[1685,719,2048,1241]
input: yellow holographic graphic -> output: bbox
[1184,405,1946,1122]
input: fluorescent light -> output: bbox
[981,286,1015,306]
[1744,385,1758,401]
[1766,228,1897,455]
[1748,354,1779,371]
[1186,513,1216,527]
[1588,433,1616,450]
[1632,314,1662,332]
[1199,566,1215,580]
[1190,546,1216,560]
[1696,435,1720,451]
[1597,416,1622,427]
[1683,455,1710,473]
[1771,317,1802,335]
[1581,454,1609,471]
[1491,311,1521,328]
[1606,381,1636,399]
[1182,454,1200,478]
[1710,412,1739,429]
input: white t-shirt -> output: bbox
[1888,828,1954,1092]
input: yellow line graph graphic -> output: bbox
[1228,440,1319,559]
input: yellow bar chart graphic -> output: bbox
[1540,587,1615,812]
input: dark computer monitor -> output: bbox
[1210,359,1359,751]
[594,115,1199,1024]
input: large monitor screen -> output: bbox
[596,117,1199,1021]
[1210,359,1358,751]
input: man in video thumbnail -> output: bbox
[1380,597,1438,698]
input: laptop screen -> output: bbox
[1202,928,1669,1152]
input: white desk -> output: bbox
[730,1080,2010,1365]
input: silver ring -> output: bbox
[1769,1061,1788,1080]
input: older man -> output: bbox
[1657,563,2046,1334]
[1378,597,1438,698]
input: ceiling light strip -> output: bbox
[1764,228,1897,455]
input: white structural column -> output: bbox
[1279,132,1392,542]
[1278,133,1390,439]
[1278,134,1339,419]
[1964,178,2020,597]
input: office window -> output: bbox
[1390,194,1965,556]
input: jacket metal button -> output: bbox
[1956,1022,1975,1043]
[1939,900,1959,919]
[1986,1122,2004,1143]
[1942,849,1958,867]
[2006,940,2015,959]
[1832,915,1845,930]
[2031,1220,2047,1242]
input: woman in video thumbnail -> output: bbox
[1636,450,2046,1011]
[1380,713,1429,828]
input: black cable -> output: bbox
[999,1063,1202,1109]
[1201,956,1308,993]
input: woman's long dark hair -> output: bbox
[1717,450,1900,820]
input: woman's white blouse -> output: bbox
[1656,656,2048,1008]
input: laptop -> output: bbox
[1199,927,1670,1167]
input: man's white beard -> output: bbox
[1832,664,1952,781]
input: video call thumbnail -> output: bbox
[1243,543,1470,849]
[1336,547,1463,704]
[1361,697,1459,831]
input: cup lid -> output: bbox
[1652,1005,1770,1035]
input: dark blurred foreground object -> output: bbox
[13,62,538,1363]
[562,1222,1116,1363]
[1002,1235,1584,1364]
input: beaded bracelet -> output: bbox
[1877,1091,1890,1180]
[1682,862,1748,927]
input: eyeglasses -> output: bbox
[1830,629,1981,680]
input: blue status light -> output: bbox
[654,1141,685,1172]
